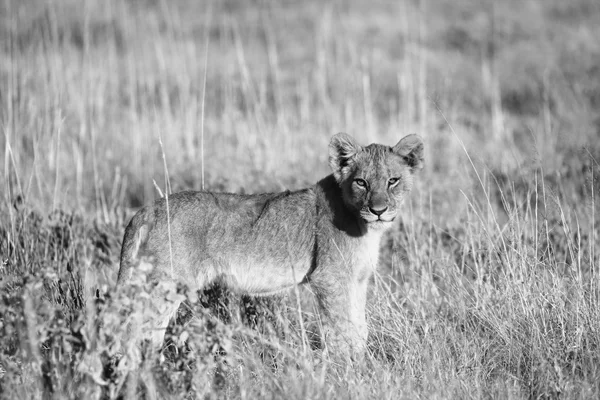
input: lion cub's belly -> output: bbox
[192,254,312,296]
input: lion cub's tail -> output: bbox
[117,206,153,286]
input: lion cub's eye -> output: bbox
[388,177,400,187]
[354,178,367,188]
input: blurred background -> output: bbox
[2,0,599,218]
[2,1,600,397]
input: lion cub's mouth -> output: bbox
[362,214,396,224]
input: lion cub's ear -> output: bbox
[393,134,424,170]
[329,132,363,182]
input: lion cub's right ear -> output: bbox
[329,132,362,182]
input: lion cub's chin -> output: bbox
[365,218,395,230]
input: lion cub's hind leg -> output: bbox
[142,279,183,354]
[140,260,221,354]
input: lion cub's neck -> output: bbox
[313,174,387,273]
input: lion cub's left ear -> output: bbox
[393,134,424,170]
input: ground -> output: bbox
[1,0,600,398]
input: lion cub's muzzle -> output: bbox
[361,206,397,224]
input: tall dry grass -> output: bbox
[1,0,600,398]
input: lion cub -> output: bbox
[118,133,423,357]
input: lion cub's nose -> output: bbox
[369,206,388,216]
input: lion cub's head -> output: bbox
[329,133,424,229]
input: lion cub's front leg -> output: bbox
[311,269,371,358]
